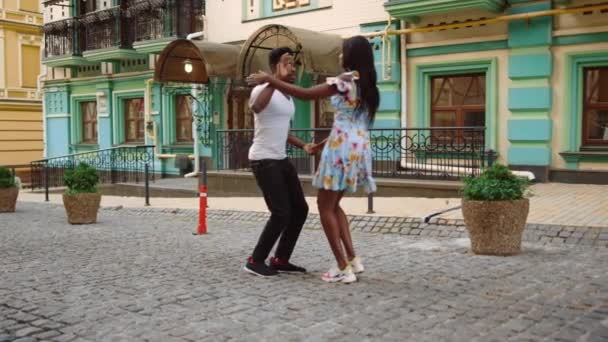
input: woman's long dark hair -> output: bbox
[342,36,380,125]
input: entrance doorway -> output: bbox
[226,87,253,170]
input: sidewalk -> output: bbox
[438,182,608,228]
[18,182,608,228]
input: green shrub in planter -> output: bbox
[461,163,531,255]
[0,166,18,213]
[0,167,16,189]
[462,163,529,201]
[64,163,99,195]
[63,163,101,224]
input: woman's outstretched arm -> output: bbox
[247,71,337,101]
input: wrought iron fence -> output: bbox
[216,127,492,180]
[30,146,155,200]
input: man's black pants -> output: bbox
[250,158,309,263]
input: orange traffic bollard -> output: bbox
[197,185,207,235]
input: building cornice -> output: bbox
[0,100,43,111]
[0,8,43,31]
[0,20,43,33]
[44,71,156,88]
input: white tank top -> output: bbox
[248,83,295,161]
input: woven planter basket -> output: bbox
[0,187,18,213]
[462,198,530,256]
[63,193,101,225]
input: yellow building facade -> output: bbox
[0,0,43,166]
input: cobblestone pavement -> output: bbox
[1,203,608,342]
[204,209,608,248]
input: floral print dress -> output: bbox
[311,72,377,194]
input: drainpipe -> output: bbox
[184,16,207,178]
[186,15,207,41]
[37,47,48,157]
[381,16,393,82]
[400,20,407,129]
[38,74,47,158]
[399,20,407,169]
[186,31,204,41]
[184,86,200,178]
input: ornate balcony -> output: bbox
[81,7,129,51]
[43,18,90,67]
[130,0,205,54]
[42,0,204,64]
[81,6,141,61]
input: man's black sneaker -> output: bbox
[244,257,278,277]
[270,257,307,273]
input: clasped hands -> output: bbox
[303,142,322,156]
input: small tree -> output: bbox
[462,163,529,201]
[64,163,99,195]
[0,166,16,189]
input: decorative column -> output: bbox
[507,0,554,181]
[95,82,113,149]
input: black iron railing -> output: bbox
[43,18,84,58]
[128,0,166,42]
[43,1,204,58]
[81,6,133,51]
[216,127,492,180]
[129,0,205,42]
[31,145,155,204]
[173,0,205,38]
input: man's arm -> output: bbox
[287,134,306,149]
[288,134,314,154]
[250,85,274,113]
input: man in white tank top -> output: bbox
[244,47,313,277]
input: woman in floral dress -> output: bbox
[247,36,379,283]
